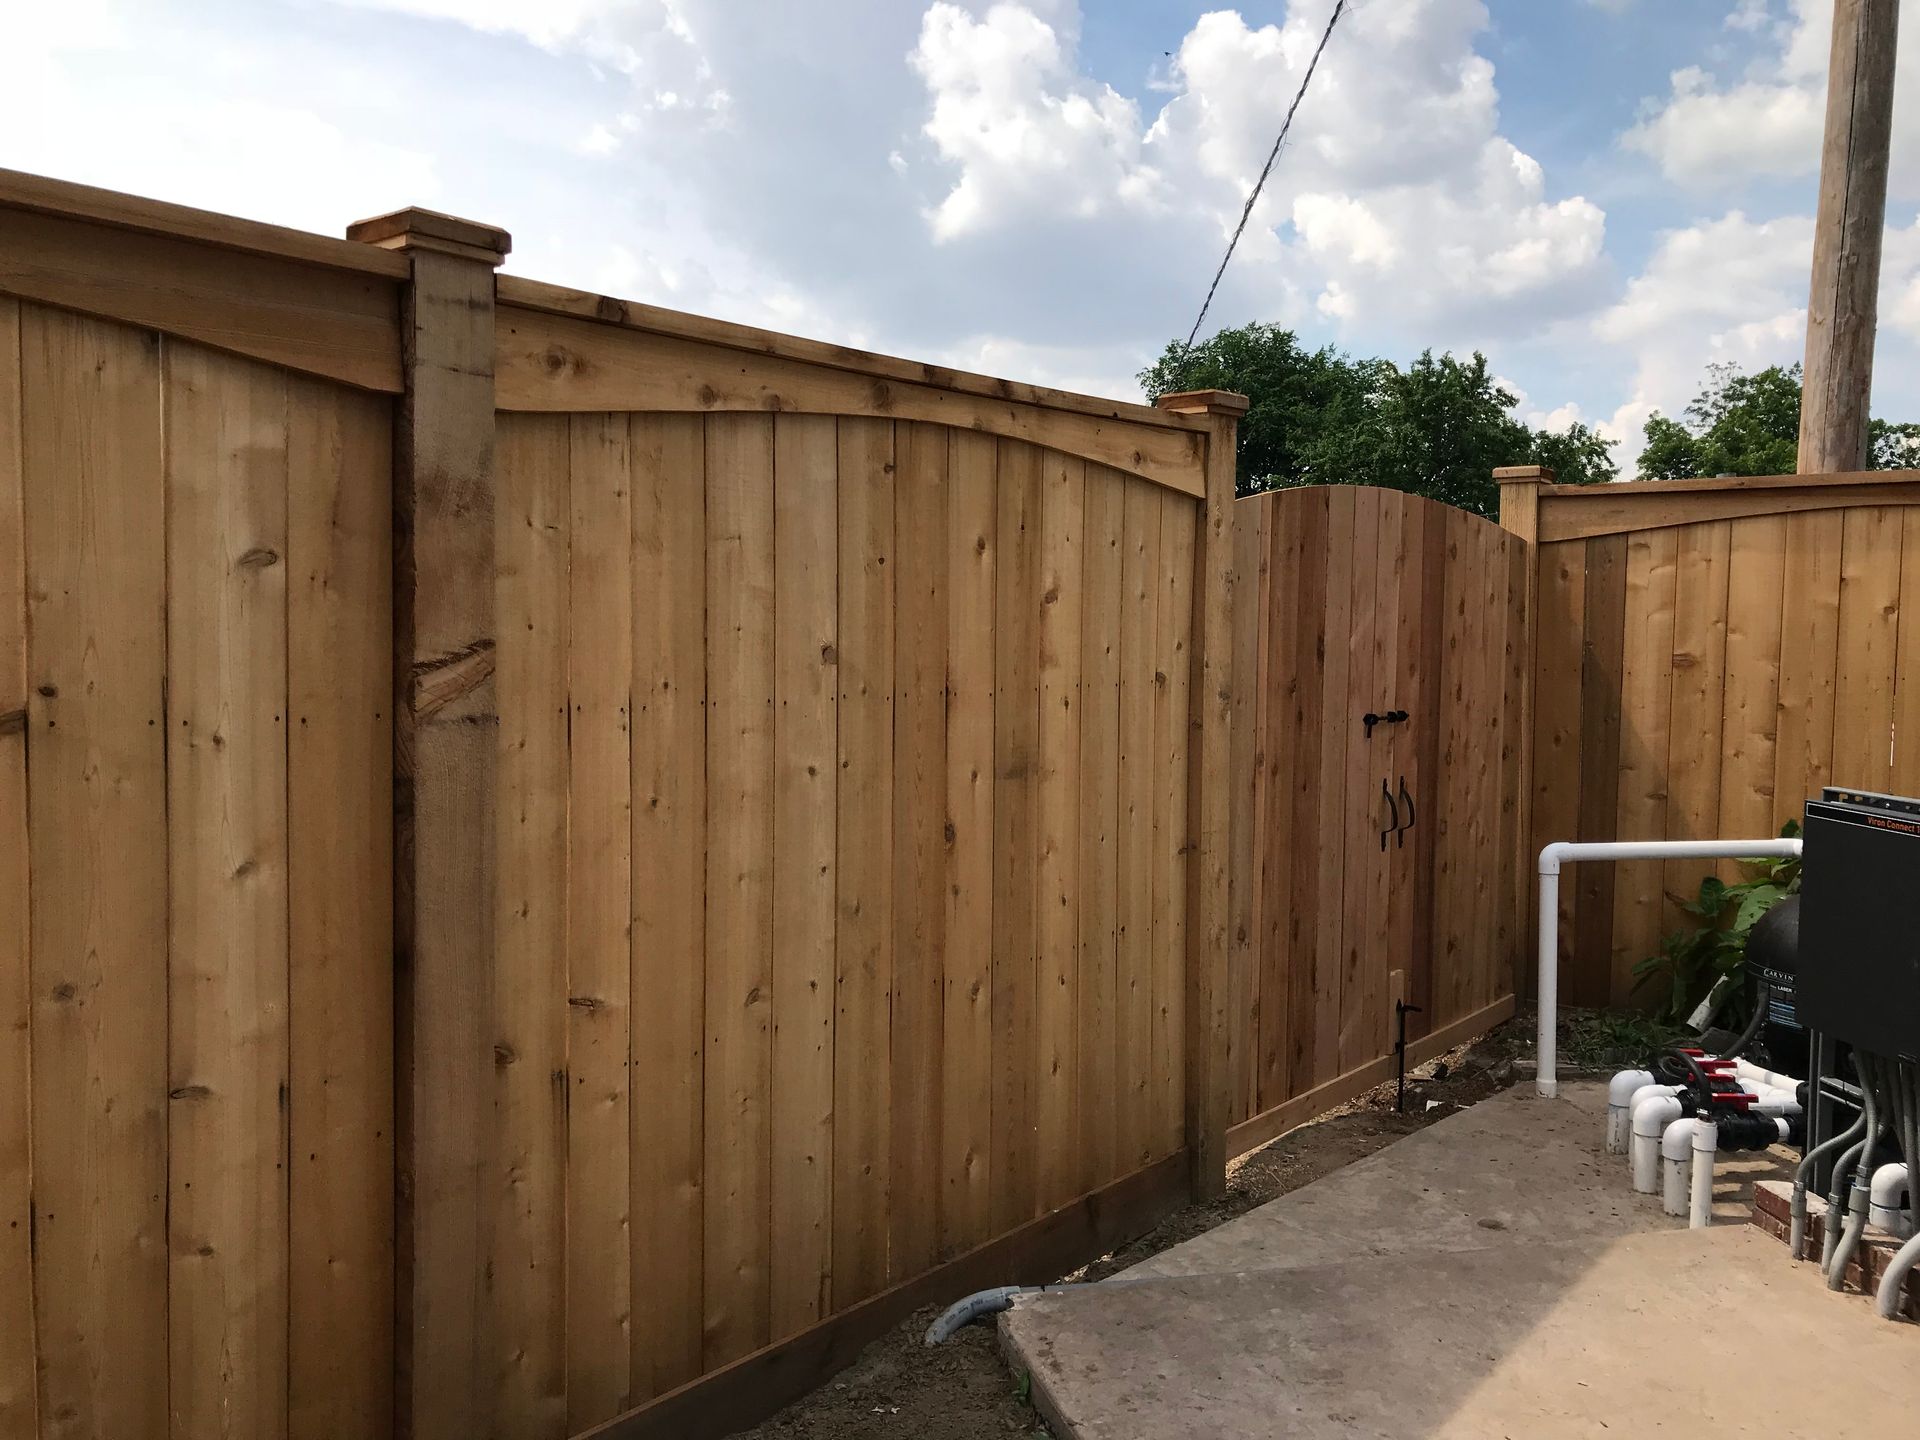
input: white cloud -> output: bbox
[1595,211,1814,470]
[909,0,1606,334]
[909,2,1165,242]
[1624,0,1920,197]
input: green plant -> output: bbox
[1632,820,1801,1024]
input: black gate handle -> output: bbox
[1396,775,1416,847]
[1380,778,1399,851]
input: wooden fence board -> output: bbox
[1225,500,1262,1124]
[1609,527,1680,986]
[492,412,570,1437]
[23,307,169,1439]
[1661,522,1732,945]
[1036,451,1085,1208]
[702,413,777,1369]
[1576,536,1627,1005]
[165,343,293,1440]
[939,431,997,1255]
[1076,466,1125,1184]
[1773,509,1844,835]
[1716,515,1788,855]
[566,413,635,1423]
[285,377,393,1440]
[1283,491,1330,1099]
[1116,475,1161,1168]
[889,422,948,1279]
[832,417,895,1306]
[629,414,708,1399]
[1336,486,1381,1071]
[769,414,838,1337]
[1257,497,1300,1104]
[1312,489,1355,1080]
[1832,506,1902,792]
[0,296,30,1440]
[991,437,1041,1219]
[1528,542,1583,996]
[1152,493,1195,1159]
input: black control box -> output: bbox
[1798,788,1920,1060]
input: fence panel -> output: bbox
[1517,469,1920,1008]
[486,301,1227,1433]
[0,169,1239,1440]
[1226,485,1525,1156]
[0,284,395,1438]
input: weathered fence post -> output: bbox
[346,207,510,1440]
[1156,389,1247,1199]
[1495,465,1549,997]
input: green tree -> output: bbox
[1640,362,1920,478]
[1139,325,1617,513]
[1137,324,1369,493]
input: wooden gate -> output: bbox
[1226,485,1527,1154]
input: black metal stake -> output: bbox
[1395,1000,1424,1113]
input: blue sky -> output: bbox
[9,0,1920,471]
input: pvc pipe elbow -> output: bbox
[1870,1164,1912,1240]
[1628,1084,1678,1123]
[1632,1092,1683,1138]
[1661,1117,1693,1217]
[1661,1116,1695,1163]
[1606,1070,1654,1154]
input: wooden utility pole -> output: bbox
[1799,0,1900,474]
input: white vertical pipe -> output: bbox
[1536,838,1801,1099]
[1690,1117,1720,1229]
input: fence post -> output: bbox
[346,207,510,1440]
[1494,465,1550,998]
[1157,389,1247,1200]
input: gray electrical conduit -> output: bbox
[1827,1054,1880,1290]
[1793,1091,1867,1261]
[925,1278,1159,1344]
[1879,1061,1920,1320]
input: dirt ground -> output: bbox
[737,1019,1533,1440]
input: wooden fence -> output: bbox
[0,196,399,1440]
[1505,465,1920,1007]
[1227,486,1526,1156]
[0,169,1244,1440]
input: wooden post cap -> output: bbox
[346,207,511,266]
[1155,389,1252,417]
[1493,465,1556,484]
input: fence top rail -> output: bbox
[496,272,1211,435]
[0,166,410,280]
[1528,467,1920,543]
[1540,467,1920,500]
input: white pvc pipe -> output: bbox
[1733,1059,1801,1093]
[1661,1116,1694,1216]
[1689,1117,1719,1229]
[1633,1093,1683,1193]
[1607,1069,1655,1154]
[1536,838,1802,1098]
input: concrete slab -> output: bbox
[1123,1084,1785,1283]
[1001,1085,1891,1440]
[1004,1227,1920,1438]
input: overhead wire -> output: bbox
[1183,0,1350,348]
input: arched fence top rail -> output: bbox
[492,286,1214,498]
[1529,467,1920,543]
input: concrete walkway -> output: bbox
[1000,1085,1920,1438]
